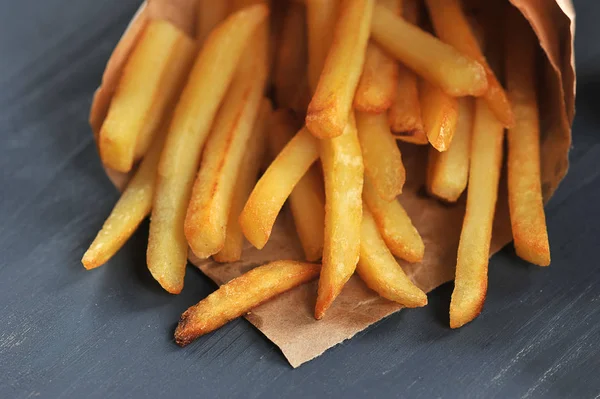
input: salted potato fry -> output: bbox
[426,97,474,202]
[306,0,339,92]
[240,127,320,249]
[505,9,550,266]
[371,4,487,97]
[83,130,167,270]
[450,99,504,329]
[212,100,272,263]
[363,176,423,263]
[184,27,268,259]
[273,3,309,111]
[425,0,514,127]
[316,113,364,319]
[99,21,196,172]
[419,79,459,152]
[353,0,399,113]
[356,111,405,201]
[306,0,375,139]
[357,208,427,307]
[147,5,268,294]
[388,0,427,144]
[196,0,230,43]
[175,260,320,345]
[268,111,325,262]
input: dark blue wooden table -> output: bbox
[1,1,598,397]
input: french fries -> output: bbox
[426,97,474,202]
[83,129,167,270]
[305,0,339,92]
[268,111,325,262]
[316,113,364,319]
[370,4,488,97]
[388,0,427,144]
[196,0,230,43]
[273,3,309,112]
[147,5,268,294]
[425,0,514,128]
[356,111,405,201]
[363,176,424,263]
[99,20,196,172]
[419,79,459,152]
[239,127,319,249]
[353,0,399,113]
[184,26,269,259]
[357,208,428,307]
[213,100,272,263]
[450,99,504,329]
[505,9,550,266]
[306,0,375,139]
[175,260,320,345]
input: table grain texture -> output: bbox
[1,1,599,398]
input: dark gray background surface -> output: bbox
[1,1,599,398]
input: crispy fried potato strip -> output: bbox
[357,208,428,307]
[213,100,272,263]
[353,0,400,113]
[184,25,269,259]
[99,21,196,172]
[306,0,375,138]
[305,0,339,92]
[175,260,320,346]
[419,79,459,152]
[147,5,268,294]
[450,99,504,329]
[196,0,230,43]
[356,111,405,201]
[268,111,325,262]
[363,176,424,263]
[425,0,514,127]
[316,113,364,319]
[505,9,550,266]
[239,127,319,249]
[426,97,474,202]
[371,4,487,97]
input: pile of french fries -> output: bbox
[84,0,551,346]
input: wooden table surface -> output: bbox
[0,0,598,397]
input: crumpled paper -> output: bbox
[90,0,575,367]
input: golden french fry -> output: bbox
[357,208,428,307]
[230,0,268,12]
[353,0,399,113]
[99,20,196,172]
[371,4,487,97]
[356,111,405,201]
[273,3,309,111]
[83,129,168,270]
[306,0,375,139]
[426,97,474,202]
[450,99,504,329]
[212,100,272,263]
[505,9,550,266]
[425,0,514,127]
[147,5,268,294]
[316,113,364,319]
[363,176,423,263]
[388,0,427,144]
[268,111,325,262]
[419,79,459,151]
[196,0,230,43]
[185,26,269,259]
[305,0,339,92]
[240,127,320,249]
[175,260,320,345]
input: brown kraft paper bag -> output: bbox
[89,0,576,367]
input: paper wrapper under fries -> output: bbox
[89,0,575,367]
